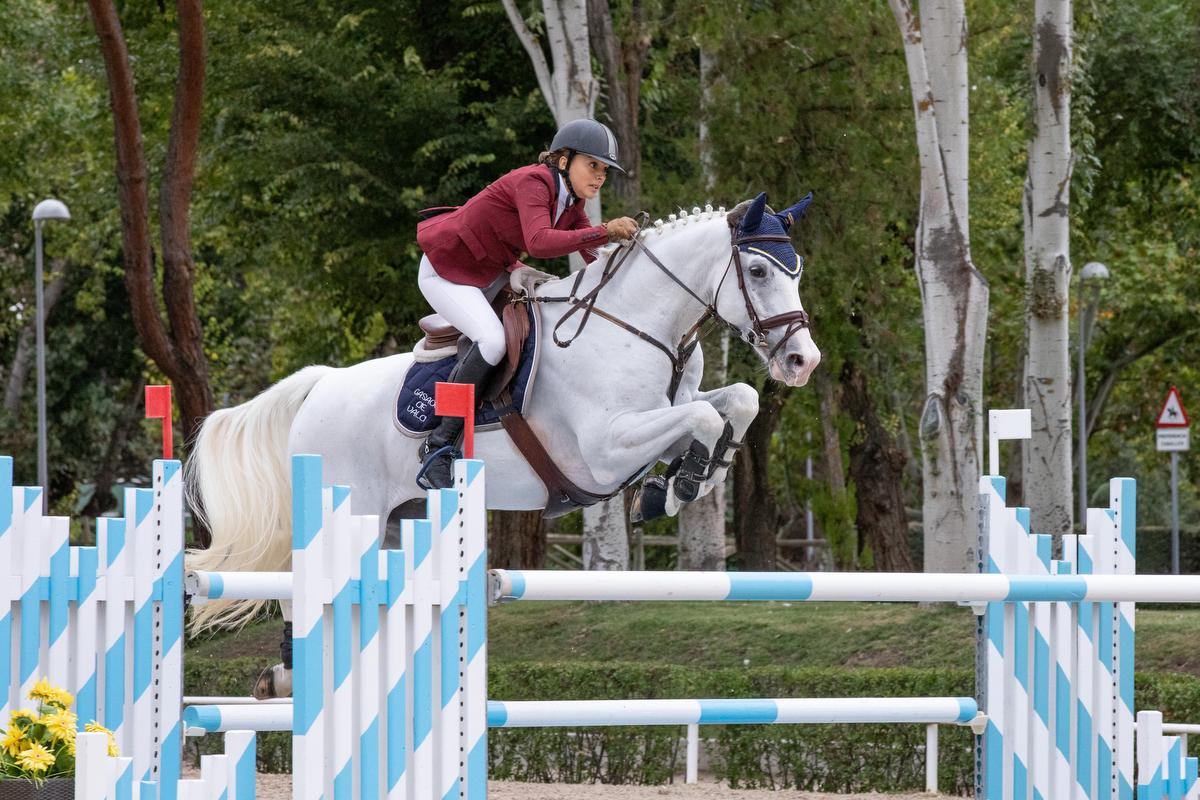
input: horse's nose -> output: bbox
[787,353,806,372]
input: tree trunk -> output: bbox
[582,497,629,570]
[678,334,730,570]
[1022,0,1074,538]
[815,369,855,569]
[488,511,547,570]
[675,45,727,571]
[87,0,213,445]
[699,44,717,195]
[890,0,988,573]
[841,361,914,572]
[733,381,783,570]
[503,0,630,567]
[585,0,647,212]
[4,261,70,417]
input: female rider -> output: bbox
[415,118,639,489]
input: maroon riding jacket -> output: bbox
[417,163,610,288]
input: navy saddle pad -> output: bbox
[395,303,538,435]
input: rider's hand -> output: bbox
[605,216,638,242]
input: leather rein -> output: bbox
[526,219,811,400]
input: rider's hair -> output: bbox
[538,147,572,168]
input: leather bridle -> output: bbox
[529,218,811,400]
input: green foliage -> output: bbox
[0,0,1196,551]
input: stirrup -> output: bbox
[416,443,461,490]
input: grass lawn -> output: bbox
[187,600,1200,678]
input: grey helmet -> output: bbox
[550,119,626,174]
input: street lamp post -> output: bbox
[1078,261,1110,526]
[32,199,70,511]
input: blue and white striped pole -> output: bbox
[155,459,185,793]
[487,697,980,728]
[490,570,1200,604]
[292,454,326,800]
[459,458,488,800]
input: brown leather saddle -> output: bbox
[420,288,619,517]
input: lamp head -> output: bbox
[1081,261,1110,282]
[32,199,70,222]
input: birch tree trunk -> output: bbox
[501,0,600,236]
[1022,0,1074,537]
[502,0,627,568]
[675,40,728,571]
[677,332,728,570]
[889,0,989,573]
[586,0,649,212]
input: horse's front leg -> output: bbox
[582,401,727,520]
[689,382,760,491]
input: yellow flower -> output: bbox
[28,678,74,710]
[41,709,77,742]
[85,721,119,757]
[17,741,55,774]
[1,725,28,758]
[9,708,37,728]
[28,677,55,702]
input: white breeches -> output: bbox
[417,255,506,365]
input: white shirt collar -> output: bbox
[553,171,573,224]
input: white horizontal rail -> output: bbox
[185,571,293,601]
[490,570,1200,603]
[486,697,979,728]
[183,704,292,735]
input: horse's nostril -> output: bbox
[787,354,805,370]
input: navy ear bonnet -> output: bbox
[736,191,813,277]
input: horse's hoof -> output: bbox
[630,476,669,522]
[253,663,293,699]
[673,475,700,503]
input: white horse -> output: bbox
[184,192,820,694]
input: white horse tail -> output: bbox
[185,365,334,634]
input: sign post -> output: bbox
[1156,386,1190,574]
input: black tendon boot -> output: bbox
[417,342,497,489]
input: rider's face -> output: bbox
[559,155,608,200]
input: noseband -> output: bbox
[530,220,811,400]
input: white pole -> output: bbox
[34,219,47,510]
[1078,276,1087,527]
[487,697,977,727]
[805,431,814,561]
[492,569,1200,603]
[686,722,699,784]
[1172,451,1180,574]
[925,723,938,793]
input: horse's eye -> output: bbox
[749,265,767,278]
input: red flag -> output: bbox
[145,384,173,460]
[435,382,476,459]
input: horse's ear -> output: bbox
[775,192,813,231]
[741,192,768,232]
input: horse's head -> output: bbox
[718,192,821,386]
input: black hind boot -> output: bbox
[416,342,496,489]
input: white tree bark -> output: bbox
[674,41,728,571]
[502,0,626,567]
[500,0,601,231]
[889,0,989,573]
[1022,0,1074,537]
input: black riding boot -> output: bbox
[417,342,497,489]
